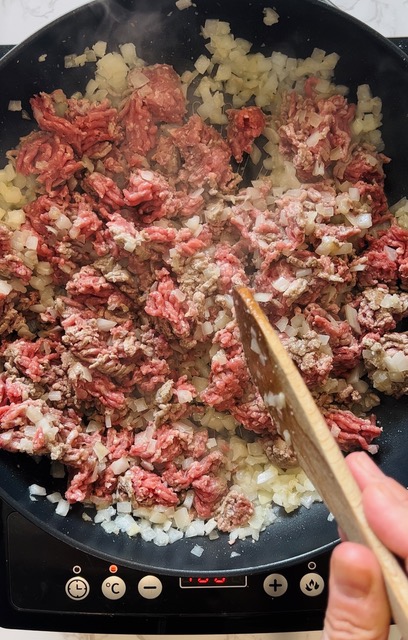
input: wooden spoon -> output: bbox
[233,285,408,638]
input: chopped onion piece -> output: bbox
[29,484,47,496]
[263,7,279,25]
[190,544,204,557]
[55,499,70,517]
[96,318,117,331]
[8,100,22,112]
[0,280,12,297]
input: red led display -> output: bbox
[179,576,246,588]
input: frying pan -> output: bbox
[1,0,408,577]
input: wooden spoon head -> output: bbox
[233,285,311,441]
[232,286,344,480]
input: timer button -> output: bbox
[263,573,288,597]
[138,575,163,599]
[102,576,126,600]
[65,576,90,601]
[300,572,325,597]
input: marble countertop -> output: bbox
[1,0,408,44]
[0,0,406,639]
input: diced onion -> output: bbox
[190,544,204,557]
[96,318,117,331]
[29,484,46,496]
[176,0,193,9]
[8,100,22,112]
[0,280,12,297]
[110,458,130,475]
[55,499,70,517]
[47,492,63,503]
[273,276,291,292]
[263,7,279,25]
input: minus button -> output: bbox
[138,575,163,599]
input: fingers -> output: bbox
[363,481,408,563]
[323,542,390,640]
[346,452,408,561]
[346,452,401,494]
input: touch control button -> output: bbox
[102,576,126,600]
[300,572,325,597]
[263,573,288,597]
[65,576,90,600]
[138,575,163,599]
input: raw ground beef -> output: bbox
[0,22,406,544]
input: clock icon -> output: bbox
[65,576,90,600]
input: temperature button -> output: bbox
[138,575,163,599]
[102,576,126,600]
[65,576,90,601]
[300,572,325,597]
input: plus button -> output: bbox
[270,577,283,591]
[263,573,288,597]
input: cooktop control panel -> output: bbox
[0,508,331,634]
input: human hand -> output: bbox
[322,451,408,640]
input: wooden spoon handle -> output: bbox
[234,286,408,638]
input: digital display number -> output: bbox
[179,576,247,588]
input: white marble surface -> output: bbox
[0,0,408,44]
[0,0,406,639]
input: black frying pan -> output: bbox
[1,0,408,577]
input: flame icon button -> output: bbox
[299,572,325,597]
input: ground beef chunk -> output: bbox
[1,337,63,385]
[334,142,390,184]
[280,331,333,388]
[128,64,186,124]
[192,474,228,519]
[215,489,254,532]
[151,133,180,175]
[0,224,33,283]
[323,408,382,453]
[200,322,251,410]
[66,265,118,303]
[118,92,158,167]
[176,253,221,304]
[30,90,122,157]
[358,223,408,289]
[0,293,27,337]
[357,286,408,334]
[119,466,179,507]
[16,131,83,192]
[304,303,362,375]
[254,251,354,322]
[131,422,197,464]
[213,243,249,292]
[83,172,125,210]
[145,268,198,338]
[261,434,298,468]
[162,450,225,491]
[362,332,408,397]
[355,180,390,225]
[230,392,275,435]
[64,97,123,158]
[169,115,239,190]
[226,106,266,162]
[278,85,355,181]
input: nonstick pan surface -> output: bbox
[0,0,408,576]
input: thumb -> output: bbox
[323,542,390,640]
